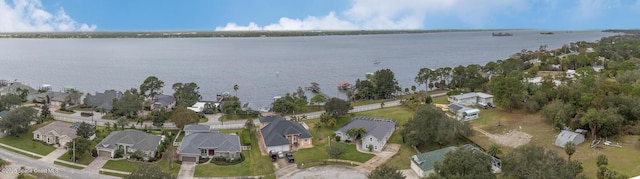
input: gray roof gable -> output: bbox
[154,94,176,106]
[96,130,161,151]
[84,90,122,111]
[337,116,396,141]
[178,132,241,155]
[260,118,312,147]
[259,115,285,123]
[33,121,77,139]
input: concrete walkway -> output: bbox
[83,156,109,173]
[39,148,67,164]
[178,162,196,179]
[355,143,401,172]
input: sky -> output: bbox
[0,0,639,32]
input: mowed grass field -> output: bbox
[468,108,640,177]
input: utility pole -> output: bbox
[73,139,76,163]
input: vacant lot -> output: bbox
[468,108,640,177]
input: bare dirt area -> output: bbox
[280,165,367,179]
[486,129,532,148]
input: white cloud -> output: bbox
[215,0,527,31]
[0,0,96,32]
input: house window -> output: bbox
[36,134,40,139]
[47,138,50,143]
[201,149,207,155]
[370,138,372,142]
[304,139,308,142]
[374,145,378,150]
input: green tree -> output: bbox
[66,89,83,105]
[597,166,629,179]
[401,105,472,148]
[139,76,164,99]
[310,94,326,105]
[373,69,401,99]
[76,121,95,139]
[487,143,502,157]
[272,94,295,114]
[40,103,51,119]
[113,89,143,118]
[415,67,433,91]
[488,74,525,112]
[170,108,199,129]
[319,112,332,127]
[596,154,608,167]
[150,108,169,128]
[172,82,202,107]
[0,107,37,136]
[432,149,496,179]
[327,143,345,162]
[564,141,576,161]
[116,117,129,130]
[233,84,239,97]
[125,164,176,179]
[368,164,405,179]
[502,144,582,179]
[0,94,22,110]
[65,137,92,162]
[221,96,242,115]
[327,118,337,128]
[245,118,255,134]
[324,97,352,118]
[345,127,366,141]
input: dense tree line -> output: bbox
[352,69,400,100]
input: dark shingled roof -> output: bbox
[259,115,285,123]
[153,94,176,106]
[337,116,396,140]
[96,130,161,151]
[260,118,312,147]
[83,90,122,111]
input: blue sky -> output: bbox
[0,0,639,32]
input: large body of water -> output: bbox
[0,30,613,109]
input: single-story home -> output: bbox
[447,103,480,121]
[178,131,241,163]
[184,124,210,136]
[83,90,123,112]
[150,94,176,111]
[33,121,78,148]
[554,130,585,148]
[29,91,69,107]
[96,130,162,160]
[258,115,285,129]
[0,82,36,96]
[448,92,493,106]
[258,116,312,153]
[334,116,396,152]
[410,146,458,178]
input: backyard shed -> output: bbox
[554,130,585,148]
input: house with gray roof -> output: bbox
[410,146,458,178]
[335,116,396,152]
[177,131,241,163]
[96,130,162,160]
[184,124,210,136]
[33,121,78,148]
[258,115,285,128]
[150,94,176,111]
[29,91,69,107]
[83,90,123,112]
[448,92,493,106]
[258,116,312,153]
[0,82,36,96]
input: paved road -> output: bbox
[0,147,118,179]
[51,92,447,130]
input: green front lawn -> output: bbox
[154,146,180,177]
[199,118,208,123]
[194,133,274,177]
[57,151,95,165]
[295,141,374,164]
[0,122,56,156]
[102,159,142,173]
[351,99,394,107]
[432,95,449,104]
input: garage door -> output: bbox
[98,150,111,158]
[182,156,197,163]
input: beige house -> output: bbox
[33,121,78,148]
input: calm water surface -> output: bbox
[0,31,613,108]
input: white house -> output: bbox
[448,92,493,106]
[447,103,480,121]
[334,116,396,152]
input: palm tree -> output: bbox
[487,143,502,157]
[233,84,239,97]
[565,141,576,161]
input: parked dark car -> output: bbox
[269,151,278,162]
[286,153,295,163]
[487,102,496,108]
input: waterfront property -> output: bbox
[33,121,77,148]
[150,94,176,111]
[447,103,480,121]
[30,91,69,107]
[447,92,493,106]
[554,130,585,148]
[96,130,162,160]
[177,131,241,163]
[0,82,36,96]
[334,116,396,152]
[83,90,123,112]
[409,146,457,178]
[257,116,312,153]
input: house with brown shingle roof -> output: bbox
[33,121,78,148]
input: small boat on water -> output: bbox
[492,32,513,37]
[373,60,380,65]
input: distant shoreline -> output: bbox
[0,29,535,38]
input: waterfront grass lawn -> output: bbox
[0,122,56,156]
[467,108,640,177]
[102,159,142,173]
[194,133,274,177]
[57,151,95,165]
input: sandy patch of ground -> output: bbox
[476,127,532,148]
